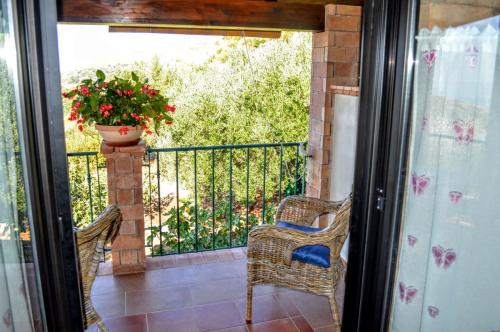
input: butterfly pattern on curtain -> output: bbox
[390,17,500,332]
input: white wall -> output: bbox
[329,94,359,202]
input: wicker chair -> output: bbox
[246,196,351,329]
[75,205,121,332]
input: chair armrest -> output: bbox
[75,205,121,245]
[275,196,344,227]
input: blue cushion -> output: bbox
[276,221,322,232]
[276,221,331,268]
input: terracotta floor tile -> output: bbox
[291,316,314,332]
[90,249,337,332]
[92,292,126,318]
[175,253,193,266]
[144,265,198,289]
[236,294,288,324]
[247,318,298,332]
[147,307,198,332]
[91,274,125,296]
[211,326,248,332]
[194,261,245,282]
[202,251,222,263]
[103,314,147,332]
[273,292,301,317]
[231,248,247,260]
[193,301,244,331]
[286,291,334,329]
[126,286,192,314]
[216,249,236,261]
[190,277,246,305]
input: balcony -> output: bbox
[87,248,345,332]
[67,142,343,331]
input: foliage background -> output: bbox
[63,32,312,252]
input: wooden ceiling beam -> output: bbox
[57,0,326,31]
[108,26,282,38]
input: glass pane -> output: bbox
[390,2,500,332]
[0,1,45,331]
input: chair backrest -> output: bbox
[75,205,121,328]
[322,199,351,259]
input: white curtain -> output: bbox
[391,17,500,332]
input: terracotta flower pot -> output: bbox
[95,124,143,147]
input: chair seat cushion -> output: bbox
[276,221,330,268]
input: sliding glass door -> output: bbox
[390,2,499,331]
[0,0,45,330]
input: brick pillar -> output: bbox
[307,4,362,204]
[101,140,146,275]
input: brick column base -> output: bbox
[101,140,146,275]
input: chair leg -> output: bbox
[329,294,341,331]
[246,284,253,323]
[95,319,109,332]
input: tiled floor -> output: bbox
[87,248,344,332]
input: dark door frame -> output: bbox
[342,0,419,330]
[14,0,84,330]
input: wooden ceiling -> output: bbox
[58,0,363,32]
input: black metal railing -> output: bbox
[144,142,307,256]
[66,151,107,226]
[66,142,308,259]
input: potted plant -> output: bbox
[62,70,175,146]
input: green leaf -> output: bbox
[90,96,98,114]
[96,69,105,81]
[131,72,139,82]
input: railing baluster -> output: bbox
[245,148,250,243]
[95,154,102,212]
[148,151,153,254]
[294,145,299,195]
[262,146,266,224]
[86,155,94,222]
[302,150,307,195]
[228,148,233,248]
[212,149,215,250]
[194,150,198,251]
[156,152,162,256]
[175,151,180,254]
[278,144,283,202]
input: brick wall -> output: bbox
[306,4,362,206]
[101,141,146,275]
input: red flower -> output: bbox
[62,92,69,98]
[116,89,123,96]
[78,124,84,132]
[118,126,129,136]
[103,82,109,88]
[68,111,77,121]
[80,86,91,96]
[99,104,113,114]
[124,89,134,96]
[166,121,173,125]
[141,84,149,93]
[163,104,176,113]
[146,130,153,135]
[103,111,110,117]
[147,89,157,96]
